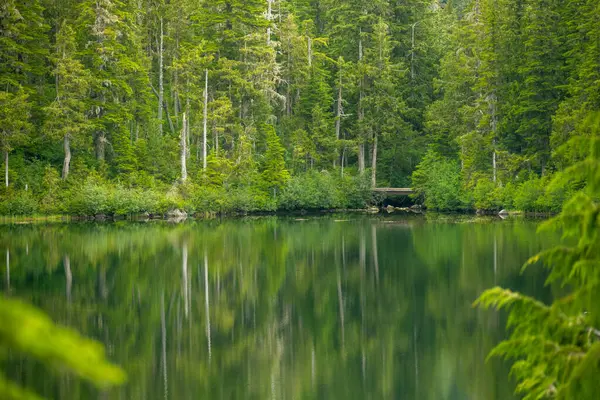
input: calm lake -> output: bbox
[1,215,556,399]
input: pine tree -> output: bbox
[506,0,567,173]
[0,89,31,187]
[0,0,48,188]
[260,124,290,194]
[0,0,49,90]
[75,0,150,171]
[551,0,600,169]
[43,22,92,180]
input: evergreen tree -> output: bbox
[260,124,290,194]
[43,23,91,180]
[0,90,32,187]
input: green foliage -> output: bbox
[513,176,545,212]
[510,173,575,213]
[0,90,32,187]
[260,125,290,194]
[0,0,596,215]
[471,177,510,211]
[0,297,125,399]
[0,190,38,216]
[476,120,600,398]
[65,175,164,216]
[278,170,371,210]
[411,150,467,211]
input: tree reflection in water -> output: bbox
[0,215,556,399]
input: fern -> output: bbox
[476,119,600,398]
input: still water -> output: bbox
[1,215,556,399]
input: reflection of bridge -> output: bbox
[373,188,414,196]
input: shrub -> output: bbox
[472,177,498,210]
[411,150,467,211]
[0,190,38,215]
[278,170,340,210]
[66,178,113,215]
[471,176,514,211]
[229,186,275,212]
[192,185,230,213]
[513,177,545,212]
[339,173,372,209]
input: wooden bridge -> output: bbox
[373,188,414,196]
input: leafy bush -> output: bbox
[0,166,373,216]
[411,150,467,211]
[230,186,275,212]
[191,185,230,213]
[471,176,514,211]
[339,173,372,209]
[64,175,169,216]
[277,170,372,210]
[278,170,341,210]
[472,177,498,210]
[66,177,113,215]
[513,177,545,212]
[0,190,38,215]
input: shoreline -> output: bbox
[0,207,554,225]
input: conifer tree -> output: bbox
[0,90,31,187]
[261,124,290,194]
[44,23,91,180]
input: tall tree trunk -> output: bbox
[173,28,179,123]
[358,86,365,174]
[411,22,419,81]
[358,37,365,175]
[286,38,292,116]
[358,31,363,61]
[215,127,219,157]
[203,69,208,170]
[62,135,71,180]
[307,37,312,67]
[371,133,378,187]
[266,0,272,45]
[341,146,345,177]
[181,112,187,181]
[491,92,497,183]
[96,131,106,162]
[158,17,164,135]
[493,148,497,183]
[4,150,8,188]
[358,143,365,175]
[335,61,343,168]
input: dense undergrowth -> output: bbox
[411,149,584,213]
[0,167,373,216]
[0,158,581,216]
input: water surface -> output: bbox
[1,215,555,399]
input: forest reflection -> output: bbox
[1,215,556,399]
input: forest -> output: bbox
[0,0,598,216]
[2,0,600,397]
